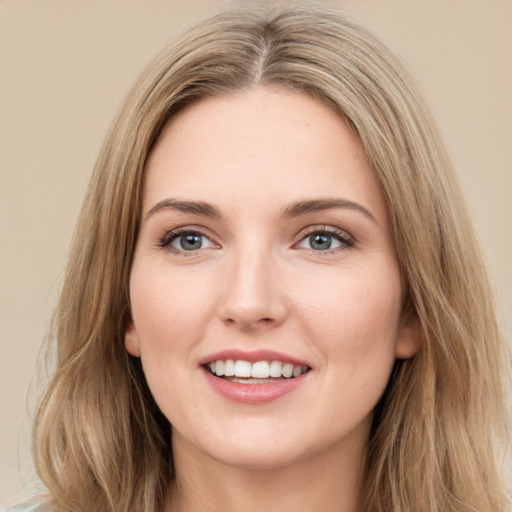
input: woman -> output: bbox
[13,5,509,512]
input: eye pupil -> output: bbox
[180,234,202,250]
[310,233,332,250]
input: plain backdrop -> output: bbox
[1,0,511,507]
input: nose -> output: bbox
[217,248,288,331]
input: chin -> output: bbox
[172,422,311,472]
[211,444,308,472]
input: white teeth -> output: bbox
[251,361,270,378]
[269,361,283,377]
[234,360,252,377]
[282,363,294,378]
[224,359,235,376]
[208,359,308,379]
[231,378,275,384]
[215,360,225,376]
[293,365,302,377]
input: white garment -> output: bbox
[5,504,44,512]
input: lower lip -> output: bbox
[202,368,309,405]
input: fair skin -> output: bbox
[125,86,420,512]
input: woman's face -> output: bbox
[126,87,419,471]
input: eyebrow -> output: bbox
[145,198,223,220]
[282,198,376,223]
[145,197,376,223]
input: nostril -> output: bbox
[224,316,277,328]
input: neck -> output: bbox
[165,430,367,512]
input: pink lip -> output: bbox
[201,367,309,405]
[199,349,309,367]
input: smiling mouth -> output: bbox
[205,359,310,383]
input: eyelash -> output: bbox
[298,225,355,254]
[158,227,215,255]
[157,225,355,255]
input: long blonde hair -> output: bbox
[33,5,509,512]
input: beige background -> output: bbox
[1,0,511,507]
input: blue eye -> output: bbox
[310,233,337,250]
[297,229,352,251]
[162,230,215,252]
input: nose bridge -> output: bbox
[219,237,286,329]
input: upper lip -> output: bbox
[199,349,310,368]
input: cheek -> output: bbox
[128,266,220,419]
[130,265,217,350]
[295,264,403,365]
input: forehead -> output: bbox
[144,86,387,222]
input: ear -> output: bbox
[395,310,422,360]
[124,321,141,357]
